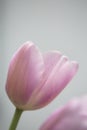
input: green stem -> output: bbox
[9,108,23,130]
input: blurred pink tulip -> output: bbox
[40,95,87,130]
[6,42,78,110]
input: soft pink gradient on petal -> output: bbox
[6,42,44,107]
[23,51,64,109]
[30,56,78,109]
[43,51,62,81]
[40,95,87,130]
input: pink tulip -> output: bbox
[40,95,87,130]
[6,42,78,110]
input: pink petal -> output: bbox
[22,51,62,109]
[24,52,62,107]
[43,51,62,81]
[40,96,87,130]
[6,42,44,108]
[31,55,78,109]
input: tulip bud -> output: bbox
[40,95,87,130]
[6,42,78,110]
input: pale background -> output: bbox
[0,0,87,130]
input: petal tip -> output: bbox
[71,61,79,70]
[62,55,69,61]
[23,41,34,47]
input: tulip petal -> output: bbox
[31,55,78,109]
[43,51,62,80]
[6,42,44,108]
[22,51,62,109]
[40,96,87,130]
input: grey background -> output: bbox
[0,0,87,130]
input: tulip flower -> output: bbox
[40,95,87,130]
[6,41,78,110]
[6,42,78,130]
